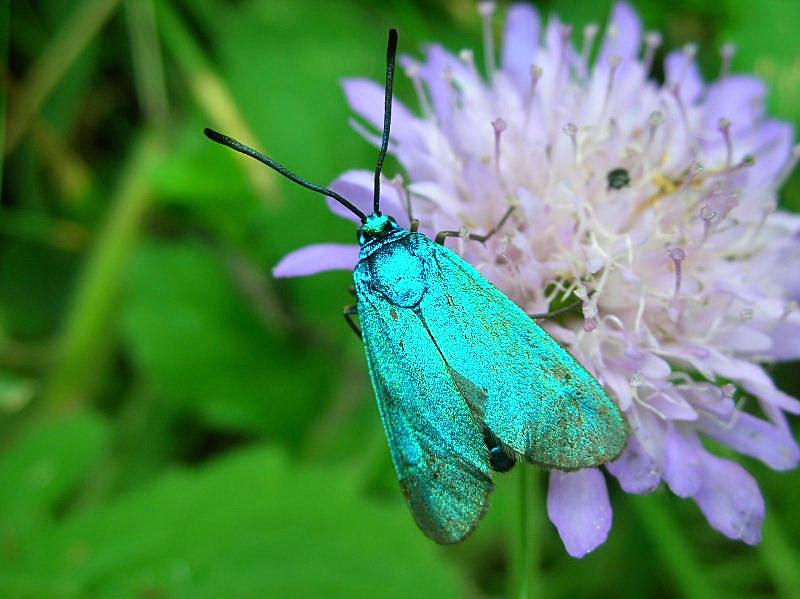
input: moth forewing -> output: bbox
[354,234,494,543]
[415,238,628,470]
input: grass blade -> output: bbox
[42,130,164,411]
[4,0,121,155]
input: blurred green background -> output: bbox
[1,0,799,597]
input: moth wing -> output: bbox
[355,268,494,544]
[417,236,627,471]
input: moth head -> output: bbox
[358,213,399,244]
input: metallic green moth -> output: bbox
[205,29,627,544]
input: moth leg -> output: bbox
[343,304,362,339]
[529,298,583,320]
[435,206,515,245]
[410,218,420,233]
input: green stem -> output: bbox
[41,130,164,412]
[4,0,121,154]
[0,0,8,195]
[514,467,541,599]
[124,0,169,125]
[759,510,800,599]
[629,493,720,599]
[155,0,279,200]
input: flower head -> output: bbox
[275,3,800,556]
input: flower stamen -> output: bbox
[699,204,718,243]
[668,247,686,298]
[492,117,507,180]
[581,23,599,76]
[563,122,579,164]
[643,32,662,75]
[720,42,736,79]
[478,2,497,79]
[600,54,622,123]
[718,117,733,169]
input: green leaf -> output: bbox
[0,411,109,539]
[122,241,329,440]
[0,371,37,414]
[3,447,465,598]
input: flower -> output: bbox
[274,2,800,556]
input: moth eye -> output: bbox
[607,167,631,190]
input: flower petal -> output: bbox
[663,425,703,497]
[606,434,661,494]
[703,75,766,134]
[272,243,360,278]
[599,2,642,62]
[747,120,795,187]
[502,4,541,94]
[769,316,800,361]
[697,412,800,471]
[547,469,612,558]
[693,451,765,545]
[328,170,408,226]
[665,50,703,105]
[418,44,460,127]
[342,78,415,142]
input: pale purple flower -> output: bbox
[275,3,800,556]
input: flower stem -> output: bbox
[0,0,8,194]
[628,493,720,599]
[42,130,164,412]
[155,0,279,200]
[759,510,800,598]
[4,0,121,154]
[514,466,542,599]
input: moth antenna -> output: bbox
[204,128,367,223]
[373,28,398,216]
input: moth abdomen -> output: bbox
[483,428,516,473]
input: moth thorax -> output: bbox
[366,239,426,308]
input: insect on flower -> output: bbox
[204,29,627,544]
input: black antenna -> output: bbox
[373,29,398,216]
[204,128,368,223]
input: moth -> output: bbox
[205,29,627,544]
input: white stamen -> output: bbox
[630,371,645,387]
[699,204,718,243]
[403,60,433,118]
[563,122,578,163]
[582,23,599,76]
[523,66,543,133]
[492,117,507,179]
[671,85,699,157]
[717,117,733,169]
[783,301,799,320]
[773,144,800,187]
[683,42,698,63]
[478,2,497,79]
[646,110,665,149]
[600,54,622,123]
[552,25,572,101]
[390,174,413,223]
[677,161,703,196]
[643,31,662,74]
[720,42,736,79]
[669,247,686,298]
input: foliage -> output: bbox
[1,0,798,597]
